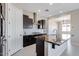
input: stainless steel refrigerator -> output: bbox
[0,3,3,56]
[0,3,5,56]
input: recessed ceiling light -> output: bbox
[49,15,52,17]
[49,3,53,5]
[38,10,41,12]
[59,11,63,13]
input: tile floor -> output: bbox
[13,41,79,56]
[13,44,36,56]
[61,42,79,56]
[61,45,79,56]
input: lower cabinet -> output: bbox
[23,36,36,47]
[23,35,45,56]
[36,39,44,56]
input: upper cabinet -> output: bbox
[23,15,33,28]
[37,20,46,29]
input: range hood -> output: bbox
[33,12,37,29]
[33,12,37,24]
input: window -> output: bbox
[62,34,71,40]
[61,19,71,40]
[62,24,71,32]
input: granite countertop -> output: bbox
[43,35,69,46]
[46,39,69,46]
[23,32,69,46]
[23,32,47,36]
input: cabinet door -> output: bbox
[23,15,33,28]
[36,39,44,56]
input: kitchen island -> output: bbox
[23,32,69,56]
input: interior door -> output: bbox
[7,4,23,55]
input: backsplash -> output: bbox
[23,28,47,35]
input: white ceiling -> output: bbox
[14,3,79,19]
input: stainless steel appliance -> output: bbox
[0,3,5,56]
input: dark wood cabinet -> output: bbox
[36,39,44,56]
[23,36,36,47]
[23,15,33,28]
[38,20,45,29]
[23,34,46,56]
[35,35,45,56]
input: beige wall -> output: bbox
[71,10,79,46]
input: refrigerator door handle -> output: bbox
[1,35,5,40]
[1,35,6,46]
